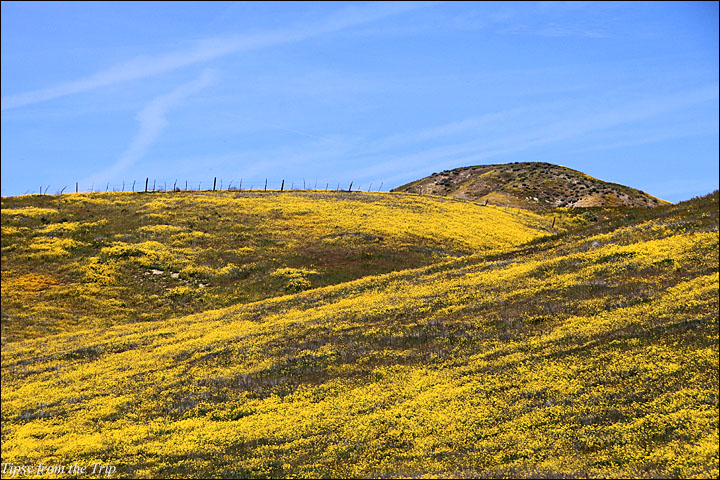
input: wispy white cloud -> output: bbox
[1,2,426,111]
[497,20,610,38]
[560,123,719,156]
[84,70,216,184]
[364,107,528,152]
[334,84,720,184]
[131,84,719,192]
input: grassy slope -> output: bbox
[1,191,718,478]
[1,191,549,343]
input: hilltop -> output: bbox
[392,162,670,210]
[1,187,718,478]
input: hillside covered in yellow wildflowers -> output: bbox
[1,191,550,342]
[1,188,718,478]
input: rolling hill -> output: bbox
[1,190,551,342]
[392,162,670,210]
[1,187,718,478]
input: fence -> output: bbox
[24,178,387,196]
[16,178,558,231]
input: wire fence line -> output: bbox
[16,178,558,229]
[23,178,388,196]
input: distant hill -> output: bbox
[392,162,670,209]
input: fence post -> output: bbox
[152,179,156,192]
[185,180,188,191]
[44,185,50,194]
[368,183,372,192]
[60,186,67,194]
[76,182,79,193]
[281,180,284,191]
[132,180,136,192]
[122,181,125,192]
[106,182,109,192]
[348,181,353,192]
[213,177,217,191]
[264,178,267,191]
[145,178,149,192]
[379,182,383,191]
[173,180,177,191]
[239,179,242,191]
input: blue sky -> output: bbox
[1,1,718,201]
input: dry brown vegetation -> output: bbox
[392,162,670,210]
